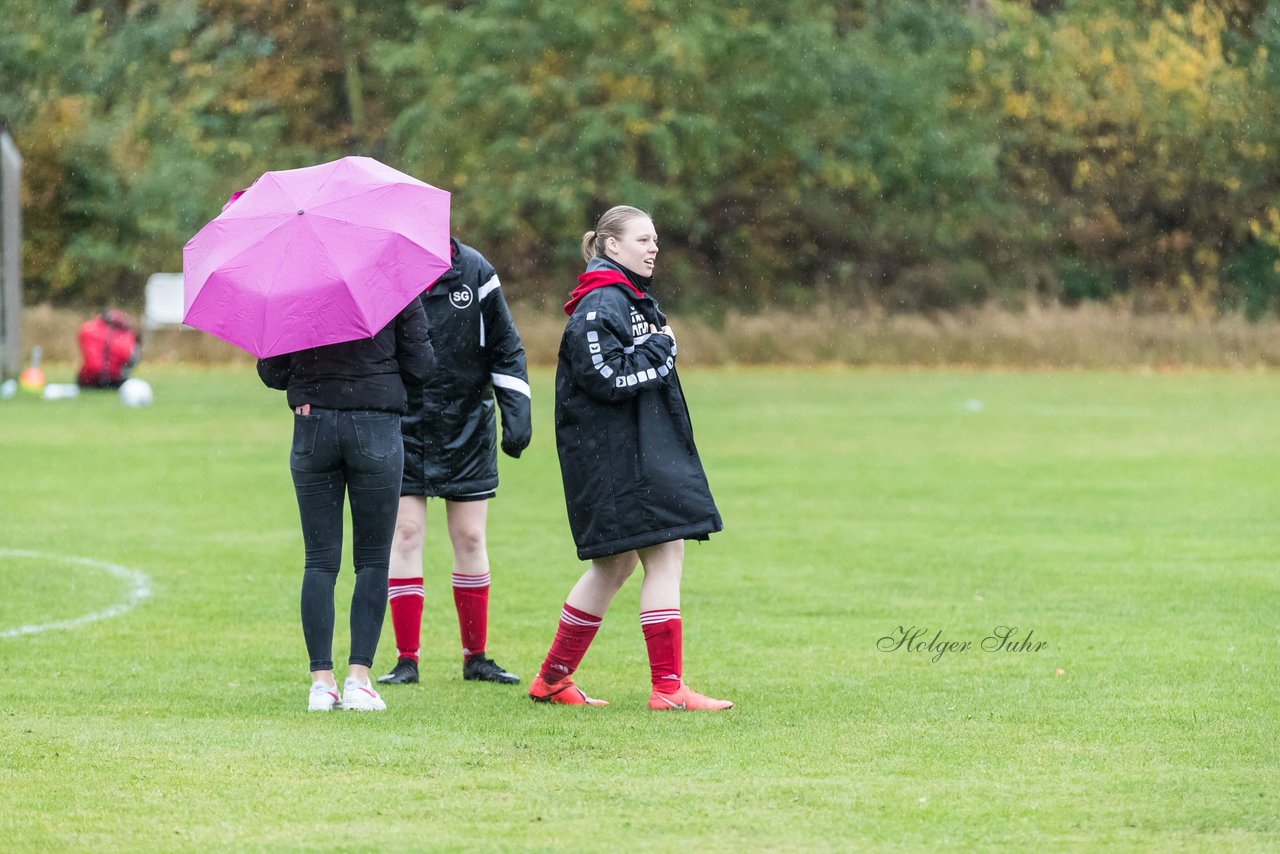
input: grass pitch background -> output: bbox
[1,365,1277,851]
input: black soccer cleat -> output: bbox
[376,658,419,684]
[463,655,520,685]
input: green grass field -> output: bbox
[1,365,1277,852]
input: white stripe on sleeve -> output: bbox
[478,274,500,300]
[491,373,531,398]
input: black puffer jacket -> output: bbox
[401,239,531,496]
[555,257,722,560]
[256,297,434,411]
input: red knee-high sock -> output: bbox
[387,577,424,662]
[539,604,603,682]
[452,570,490,660]
[641,609,683,694]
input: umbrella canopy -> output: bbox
[182,156,451,358]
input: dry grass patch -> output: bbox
[16,301,1280,369]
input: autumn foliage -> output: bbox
[3,0,1280,316]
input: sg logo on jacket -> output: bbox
[450,287,473,309]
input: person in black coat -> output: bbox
[527,205,731,711]
[257,296,434,712]
[376,239,531,687]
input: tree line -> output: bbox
[3,0,1280,316]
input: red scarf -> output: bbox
[563,269,647,315]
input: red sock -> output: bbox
[387,577,424,662]
[641,609,683,694]
[539,604,603,682]
[452,570,490,660]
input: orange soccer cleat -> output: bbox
[528,673,608,706]
[648,682,733,711]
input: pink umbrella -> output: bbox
[182,156,451,358]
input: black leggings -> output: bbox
[290,408,403,671]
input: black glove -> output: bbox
[501,433,529,459]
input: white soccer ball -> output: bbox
[118,378,154,408]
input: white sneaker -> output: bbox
[309,682,342,712]
[342,677,387,711]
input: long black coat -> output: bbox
[555,259,722,559]
[401,240,531,497]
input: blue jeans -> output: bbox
[290,408,404,671]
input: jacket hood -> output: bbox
[423,238,463,294]
[563,256,650,315]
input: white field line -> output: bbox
[0,549,153,639]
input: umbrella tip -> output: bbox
[297,210,304,215]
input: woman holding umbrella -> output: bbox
[527,205,731,711]
[258,299,435,711]
[184,157,452,712]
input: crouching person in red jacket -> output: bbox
[77,310,139,389]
